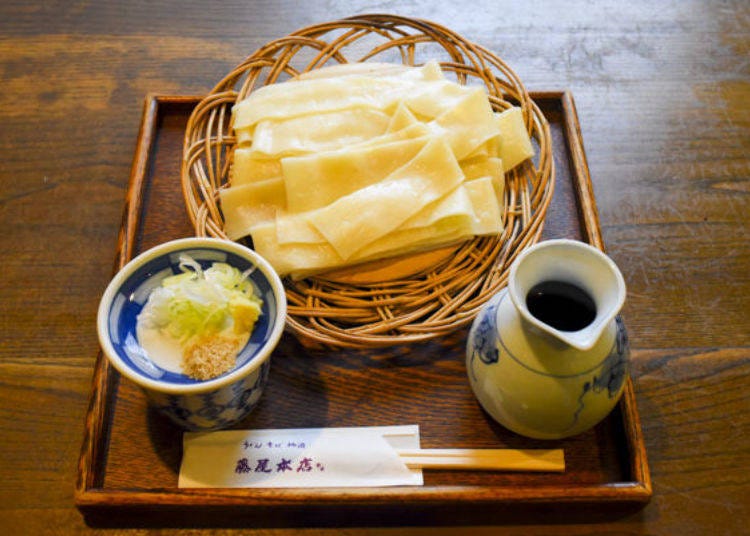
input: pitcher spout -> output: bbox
[508,239,626,351]
[551,318,613,352]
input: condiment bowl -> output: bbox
[97,237,287,430]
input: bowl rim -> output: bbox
[96,237,287,395]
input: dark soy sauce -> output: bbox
[526,280,597,332]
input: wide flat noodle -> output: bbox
[465,177,503,235]
[354,178,502,268]
[233,77,394,129]
[403,80,472,120]
[281,137,429,213]
[277,181,472,246]
[236,126,254,147]
[274,212,323,245]
[252,191,476,279]
[250,221,343,278]
[251,108,391,156]
[226,62,527,278]
[386,103,420,133]
[496,107,535,170]
[307,138,464,259]
[461,155,505,200]
[358,186,473,258]
[232,62,442,130]
[251,178,505,278]
[401,185,472,229]
[428,88,501,160]
[220,177,286,240]
[414,60,445,82]
[347,122,431,150]
[356,178,502,262]
[231,148,282,185]
[355,220,471,267]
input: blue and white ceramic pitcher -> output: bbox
[466,239,630,439]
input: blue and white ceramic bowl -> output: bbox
[97,237,287,430]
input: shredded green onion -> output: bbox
[139,254,262,345]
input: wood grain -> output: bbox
[0,0,748,534]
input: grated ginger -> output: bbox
[182,334,243,381]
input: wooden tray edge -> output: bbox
[558,91,652,496]
[75,94,160,502]
[75,92,652,515]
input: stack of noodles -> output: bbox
[222,61,535,279]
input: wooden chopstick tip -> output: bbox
[395,448,565,472]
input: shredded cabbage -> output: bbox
[139,254,262,344]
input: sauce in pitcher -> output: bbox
[526,280,596,332]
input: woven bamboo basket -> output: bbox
[181,14,554,348]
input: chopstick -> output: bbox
[396,448,565,472]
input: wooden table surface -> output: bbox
[1,1,747,534]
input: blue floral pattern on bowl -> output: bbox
[147,360,271,430]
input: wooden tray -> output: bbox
[75,93,651,528]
